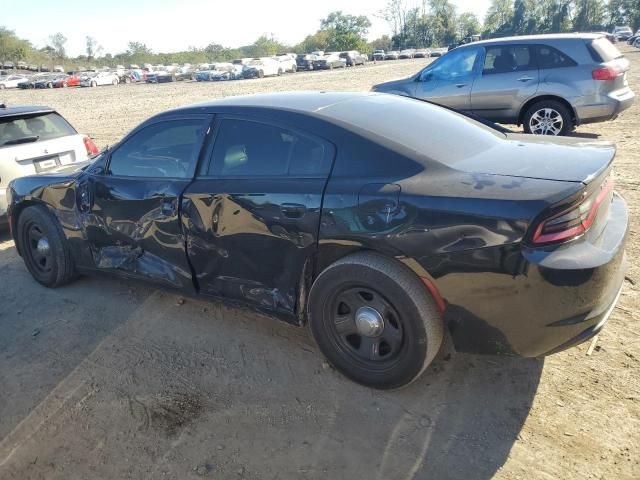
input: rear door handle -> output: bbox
[281,203,306,218]
[161,198,177,216]
[517,76,534,82]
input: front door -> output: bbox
[414,46,481,112]
[82,115,211,289]
[471,44,539,122]
[182,116,334,320]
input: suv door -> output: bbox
[182,116,335,320]
[414,46,481,112]
[81,115,211,289]
[470,44,539,123]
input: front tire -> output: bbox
[523,100,572,136]
[17,206,77,288]
[308,252,444,389]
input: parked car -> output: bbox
[80,71,120,87]
[430,49,447,57]
[17,76,40,89]
[2,61,14,69]
[275,54,297,73]
[312,53,347,70]
[242,58,282,78]
[295,54,318,71]
[196,63,242,81]
[339,51,367,66]
[373,49,385,61]
[0,103,98,225]
[5,91,629,389]
[413,49,431,58]
[0,74,27,89]
[119,69,145,84]
[53,65,64,73]
[52,74,81,88]
[399,49,416,59]
[16,61,27,70]
[146,66,179,83]
[385,51,400,60]
[372,33,635,136]
[34,74,63,89]
[612,26,633,41]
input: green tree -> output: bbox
[319,11,372,51]
[484,0,514,36]
[48,32,67,59]
[458,12,481,37]
[574,0,607,30]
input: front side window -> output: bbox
[209,119,331,177]
[108,119,206,178]
[483,45,536,74]
[421,47,479,81]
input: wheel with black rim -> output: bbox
[308,252,443,389]
[523,100,572,136]
[17,205,77,288]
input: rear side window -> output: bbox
[588,38,624,62]
[0,112,76,148]
[108,119,206,178]
[209,119,332,177]
[537,45,577,69]
[483,45,536,74]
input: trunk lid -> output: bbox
[451,133,616,184]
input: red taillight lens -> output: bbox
[532,178,614,245]
[83,136,99,156]
[592,65,621,81]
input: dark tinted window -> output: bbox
[537,45,577,69]
[209,119,331,177]
[483,45,536,74]
[109,119,206,178]
[0,112,76,148]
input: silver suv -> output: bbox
[372,34,635,136]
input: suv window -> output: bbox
[422,47,479,81]
[209,119,332,177]
[0,112,76,148]
[537,45,577,69]
[108,119,206,178]
[483,45,536,74]
[588,38,624,62]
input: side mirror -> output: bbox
[419,71,433,82]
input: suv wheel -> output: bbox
[523,100,572,136]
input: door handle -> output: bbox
[455,83,467,88]
[517,76,534,82]
[160,199,177,216]
[281,203,306,218]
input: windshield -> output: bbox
[248,60,263,66]
[0,112,77,148]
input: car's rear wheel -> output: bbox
[63,81,68,87]
[0,84,5,90]
[277,68,283,76]
[91,81,97,87]
[523,100,572,136]
[308,252,444,389]
[17,206,77,288]
[258,70,264,78]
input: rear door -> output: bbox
[470,44,539,122]
[414,46,481,112]
[81,115,211,289]
[182,116,334,319]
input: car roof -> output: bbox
[458,32,604,48]
[0,104,55,118]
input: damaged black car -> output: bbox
[6,92,629,389]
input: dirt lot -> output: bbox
[0,51,638,480]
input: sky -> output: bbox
[2,0,492,57]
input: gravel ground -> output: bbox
[0,52,638,480]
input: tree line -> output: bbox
[1,1,639,69]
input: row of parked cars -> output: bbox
[372,48,448,60]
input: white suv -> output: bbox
[0,105,98,223]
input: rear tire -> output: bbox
[523,100,572,136]
[308,252,444,389]
[17,205,77,288]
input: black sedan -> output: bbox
[6,92,628,389]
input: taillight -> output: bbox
[592,65,621,81]
[531,177,614,245]
[83,136,99,156]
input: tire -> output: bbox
[523,100,572,136]
[17,205,77,288]
[308,252,444,389]
[277,68,283,76]
[0,84,5,90]
[258,70,264,78]
[91,81,97,87]
[112,79,118,85]
[63,82,68,88]
[292,64,297,73]
[125,76,131,84]
[47,82,52,88]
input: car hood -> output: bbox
[373,75,415,91]
[451,133,616,184]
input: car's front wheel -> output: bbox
[308,252,444,389]
[523,100,572,136]
[17,206,77,288]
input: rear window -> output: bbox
[588,38,624,62]
[537,45,577,69]
[0,112,76,148]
